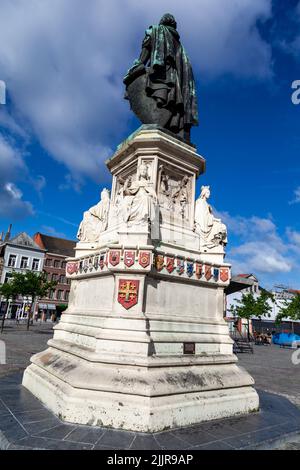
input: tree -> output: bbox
[10,271,57,331]
[56,304,68,319]
[276,294,300,326]
[0,281,18,333]
[230,290,274,341]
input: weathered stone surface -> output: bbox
[23,128,259,432]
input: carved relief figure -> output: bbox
[194,186,227,248]
[158,165,172,209]
[158,167,190,220]
[77,188,110,242]
[171,175,190,218]
[122,162,158,224]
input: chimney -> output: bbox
[4,224,12,242]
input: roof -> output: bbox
[7,232,45,252]
[225,275,255,295]
[236,273,258,282]
[33,233,76,257]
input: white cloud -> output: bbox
[289,186,300,204]
[41,225,66,239]
[0,0,272,184]
[0,134,34,219]
[4,182,23,200]
[220,212,294,278]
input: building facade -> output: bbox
[226,275,300,337]
[0,231,45,318]
[33,233,76,318]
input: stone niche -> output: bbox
[22,126,259,433]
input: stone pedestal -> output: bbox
[23,127,259,432]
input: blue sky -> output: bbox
[0,0,300,289]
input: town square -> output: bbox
[0,0,300,460]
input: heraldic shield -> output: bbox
[220,268,229,282]
[118,279,140,310]
[124,250,135,268]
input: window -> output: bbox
[32,259,40,271]
[57,290,63,300]
[59,275,66,284]
[20,257,29,269]
[49,289,55,300]
[8,255,16,267]
[61,261,67,269]
[51,274,58,282]
[45,259,52,267]
[54,260,60,268]
[64,291,69,302]
[4,273,12,283]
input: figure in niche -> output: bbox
[114,175,133,218]
[172,175,190,218]
[194,186,227,248]
[77,189,110,242]
[122,162,157,224]
[159,165,172,209]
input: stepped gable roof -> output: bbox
[34,233,76,257]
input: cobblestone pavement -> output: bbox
[238,344,300,407]
[0,323,300,449]
[0,320,55,378]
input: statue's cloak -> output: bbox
[144,24,198,133]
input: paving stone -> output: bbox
[224,426,286,449]
[65,426,105,445]
[171,427,217,446]
[24,418,63,435]
[191,440,235,450]
[130,435,162,450]
[14,408,56,424]
[96,429,136,449]
[0,415,28,443]
[37,423,76,440]
[16,436,92,450]
[154,431,192,450]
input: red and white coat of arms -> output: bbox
[220,268,230,282]
[124,251,135,268]
[195,263,203,279]
[139,251,151,268]
[109,250,121,267]
[204,265,212,281]
[66,262,78,275]
[118,279,140,310]
[166,257,175,274]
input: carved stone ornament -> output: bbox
[119,162,158,225]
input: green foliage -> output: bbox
[56,304,68,316]
[8,271,57,330]
[0,279,18,333]
[230,290,274,321]
[10,271,56,299]
[276,294,300,325]
[0,280,18,301]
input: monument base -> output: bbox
[23,353,258,432]
[23,128,259,432]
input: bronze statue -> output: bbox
[124,13,198,143]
